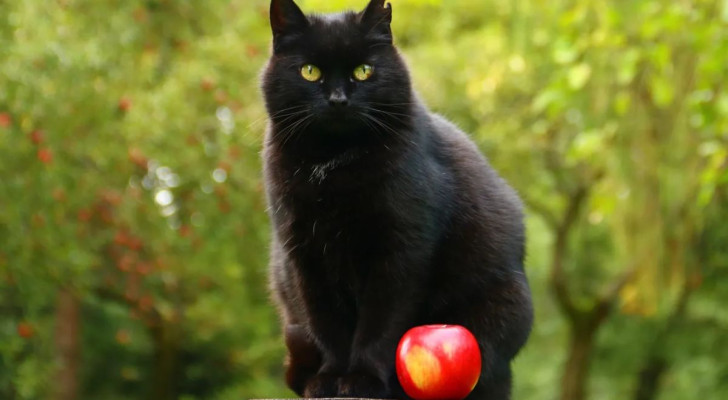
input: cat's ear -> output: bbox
[359,0,393,42]
[270,0,308,39]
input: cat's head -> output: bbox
[262,0,413,150]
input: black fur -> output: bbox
[261,1,533,399]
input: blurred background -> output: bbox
[1,0,726,399]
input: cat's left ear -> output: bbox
[359,0,393,42]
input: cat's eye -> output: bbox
[301,64,322,82]
[353,64,374,81]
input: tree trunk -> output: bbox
[149,322,180,400]
[52,289,81,400]
[560,325,597,400]
[633,355,668,400]
[632,276,692,400]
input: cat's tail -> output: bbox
[284,324,322,396]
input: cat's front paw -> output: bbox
[338,372,389,399]
[303,373,340,398]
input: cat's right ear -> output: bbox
[270,0,308,45]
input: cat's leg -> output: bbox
[284,324,322,396]
[466,360,512,400]
[271,250,330,396]
[299,283,357,398]
[338,253,431,399]
[455,277,532,400]
[271,251,346,397]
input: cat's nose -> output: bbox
[328,89,349,107]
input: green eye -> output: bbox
[301,64,322,82]
[353,64,374,81]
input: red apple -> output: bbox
[396,325,481,400]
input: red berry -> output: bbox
[37,148,53,164]
[246,45,260,58]
[136,262,152,275]
[0,113,10,128]
[52,188,66,202]
[214,89,228,104]
[17,322,34,339]
[115,329,131,345]
[127,147,148,169]
[118,97,132,112]
[201,78,215,91]
[138,295,154,312]
[179,225,192,238]
[77,208,92,222]
[30,130,44,145]
[132,7,147,22]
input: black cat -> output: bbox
[261,1,533,399]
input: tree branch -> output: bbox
[592,264,637,326]
[549,184,590,322]
[521,192,559,229]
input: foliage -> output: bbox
[0,1,726,399]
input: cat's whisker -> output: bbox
[274,110,311,126]
[278,122,301,146]
[365,101,416,107]
[246,113,270,129]
[273,107,309,117]
[271,108,310,121]
[247,105,309,129]
[271,104,310,114]
[370,114,419,147]
[363,106,412,119]
[279,114,315,147]
[361,106,413,131]
[270,107,312,137]
[361,113,394,134]
[360,113,407,143]
[357,114,383,140]
[276,116,302,141]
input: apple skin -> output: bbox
[396,325,481,400]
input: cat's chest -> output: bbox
[277,152,389,213]
[276,165,394,268]
[284,177,390,248]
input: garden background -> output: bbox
[1,1,727,399]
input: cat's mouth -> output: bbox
[306,109,376,140]
[317,107,363,126]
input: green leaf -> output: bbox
[568,63,592,90]
[617,49,640,85]
[650,75,675,107]
[614,91,632,115]
[532,89,565,114]
[553,39,579,65]
[566,129,604,162]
